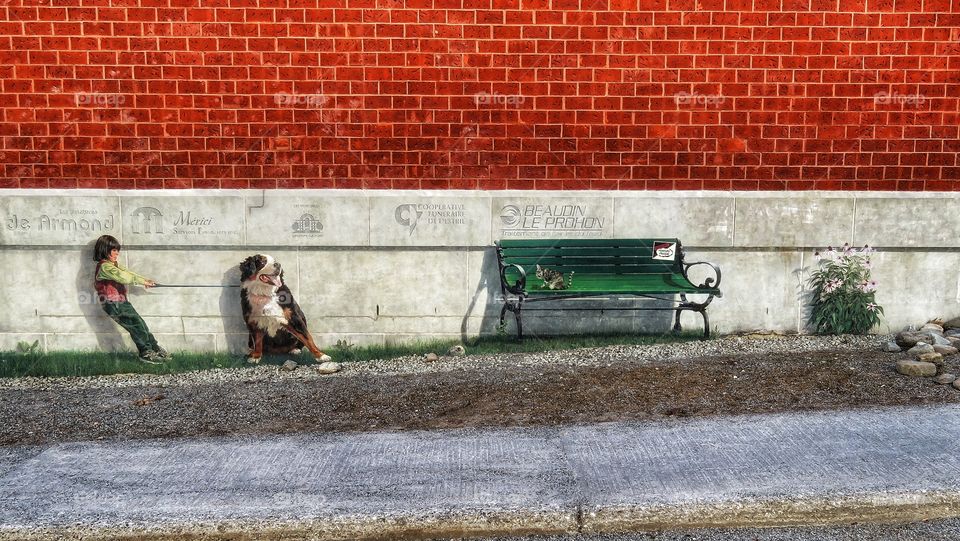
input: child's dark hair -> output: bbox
[93,235,121,262]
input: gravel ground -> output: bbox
[0,334,894,391]
[2,334,959,446]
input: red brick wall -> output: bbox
[1,0,959,190]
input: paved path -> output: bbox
[2,405,960,540]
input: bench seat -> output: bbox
[517,273,720,296]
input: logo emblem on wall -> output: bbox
[499,205,522,227]
[498,204,604,238]
[394,203,467,236]
[395,204,423,235]
[131,207,163,234]
[292,213,324,234]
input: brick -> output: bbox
[0,3,956,191]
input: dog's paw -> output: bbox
[318,354,332,363]
[289,348,302,356]
[246,356,262,364]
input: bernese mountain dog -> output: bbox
[239,254,331,364]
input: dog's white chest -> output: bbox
[248,294,288,337]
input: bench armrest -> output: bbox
[682,261,722,293]
[500,263,527,295]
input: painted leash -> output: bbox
[153,284,241,288]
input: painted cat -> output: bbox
[535,265,574,290]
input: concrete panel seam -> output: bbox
[797,251,804,335]
[851,197,858,246]
[118,196,124,244]
[731,197,737,247]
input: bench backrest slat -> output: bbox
[499,238,663,248]
[499,248,660,257]
[498,238,684,276]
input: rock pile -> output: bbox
[888,318,960,390]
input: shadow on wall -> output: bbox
[221,262,247,355]
[794,262,813,334]
[76,238,127,352]
[460,247,500,342]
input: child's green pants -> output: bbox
[101,301,159,355]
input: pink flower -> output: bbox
[822,278,844,295]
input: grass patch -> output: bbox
[0,351,244,379]
[0,332,703,379]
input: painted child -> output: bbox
[93,235,171,364]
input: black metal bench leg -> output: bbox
[673,294,687,334]
[700,309,710,339]
[515,306,523,340]
[501,299,524,340]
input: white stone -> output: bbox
[316,361,341,374]
[492,196,613,240]
[896,360,937,377]
[244,190,370,246]
[933,345,958,356]
[932,333,952,347]
[120,192,245,246]
[703,251,801,333]
[855,196,960,247]
[920,323,944,335]
[943,317,960,330]
[0,195,121,246]
[865,251,960,331]
[368,193,491,247]
[907,343,935,357]
[298,250,472,318]
[733,196,855,248]
[613,195,734,246]
[917,352,943,366]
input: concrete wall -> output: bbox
[1,189,958,353]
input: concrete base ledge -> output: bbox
[0,510,579,541]
[583,492,960,533]
[5,493,960,541]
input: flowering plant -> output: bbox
[808,243,883,335]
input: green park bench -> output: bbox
[495,238,722,339]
